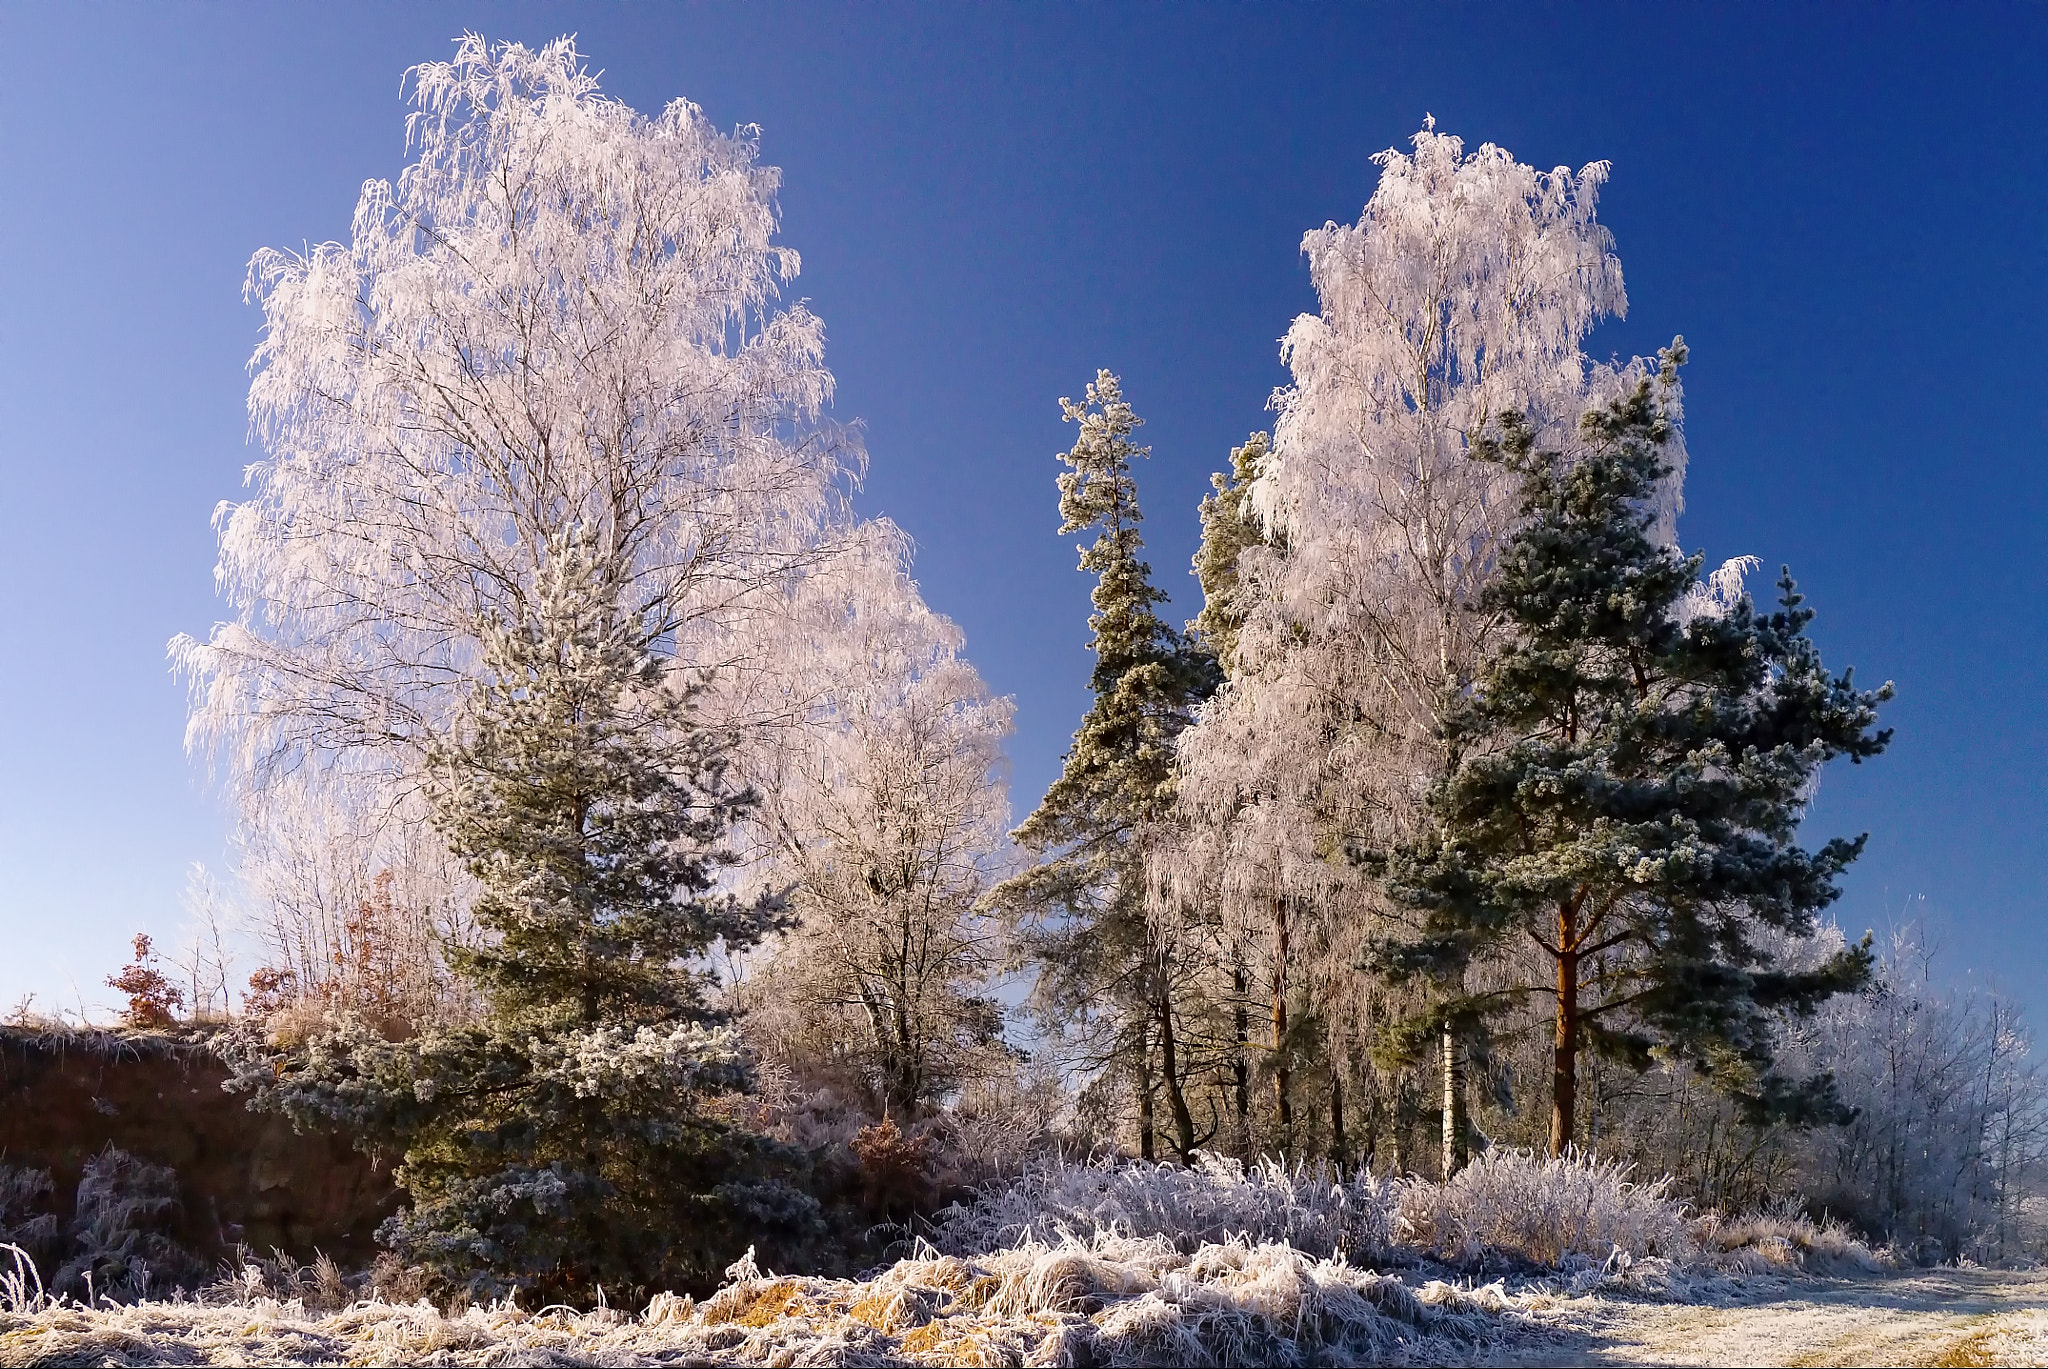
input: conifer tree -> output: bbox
[1373,345,1890,1156]
[427,531,781,1031]
[1001,372,1217,1161]
[1185,432,1274,1146]
[1189,432,1273,672]
[226,533,804,1303]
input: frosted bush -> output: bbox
[1395,1149,1695,1266]
[1695,1208,1882,1275]
[933,1148,1712,1270]
[930,1147,1893,1280]
[925,1151,1401,1260]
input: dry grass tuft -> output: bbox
[1693,1207,1884,1276]
[0,1233,1512,1366]
[1395,1148,1694,1266]
[927,1146,1883,1280]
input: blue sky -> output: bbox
[0,4,2042,1017]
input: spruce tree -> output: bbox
[427,532,779,1031]
[1188,431,1274,671]
[226,533,804,1303]
[1186,432,1281,1148]
[1373,345,1890,1156]
[1001,371,1217,1161]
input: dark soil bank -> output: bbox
[0,1027,395,1266]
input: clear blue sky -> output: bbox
[0,4,2041,1018]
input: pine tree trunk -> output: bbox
[1158,985,1197,1162]
[1330,1069,1348,1168]
[1442,1019,1468,1178]
[1136,1027,1156,1162]
[1551,930,1580,1158]
[1232,958,1251,1145]
[1271,897,1293,1152]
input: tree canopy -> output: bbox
[1373,347,1891,1154]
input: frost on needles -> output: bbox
[1366,346,1892,1156]
[223,532,811,1306]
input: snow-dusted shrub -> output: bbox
[0,1167,57,1270]
[49,1148,207,1303]
[932,1148,1705,1271]
[1395,1148,1694,1267]
[926,1151,1400,1260]
[1695,1207,1881,1275]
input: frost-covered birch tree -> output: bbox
[171,35,899,999]
[732,536,1015,1117]
[1792,922,2048,1260]
[1174,123,1660,1170]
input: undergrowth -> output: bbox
[1,1234,1513,1366]
[0,1148,1885,1366]
[927,1146,1709,1270]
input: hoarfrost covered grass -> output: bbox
[928,1151,1401,1260]
[1396,1150,1692,1267]
[0,1236,1511,1367]
[0,1151,1896,1366]
[930,1148,1702,1270]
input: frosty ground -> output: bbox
[1498,1266,2048,1366]
[6,1255,2044,1367]
[8,1150,2045,1367]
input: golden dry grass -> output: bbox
[0,1232,1510,1367]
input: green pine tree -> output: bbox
[1185,431,1278,1146]
[226,532,808,1303]
[1372,343,1890,1156]
[428,532,778,1031]
[1188,431,1274,673]
[1000,371,1217,1162]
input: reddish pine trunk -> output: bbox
[1551,908,1580,1157]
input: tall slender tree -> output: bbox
[1188,432,1274,672]
[1182,432,1274,1148]
[999,371,1217,1162]
[1374,346,1890,1156]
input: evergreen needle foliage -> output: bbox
[999,372,1218,1162]
[225,533,810,1305]
[1371,344,1892,1156]
[428,532,780,1031]
[1188,432,1275,675]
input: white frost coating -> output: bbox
[175,32,849,780]
[723,529,1014,1106]
[725,528,1012,906]
[167,35,998,963]
[1676,553,1763,627]
[534,1022,750,1099]
[1168,125,1691,949]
